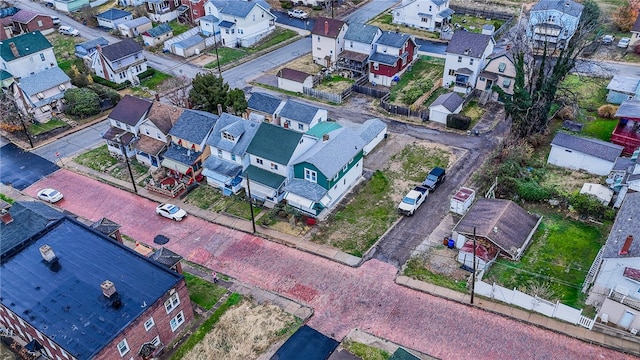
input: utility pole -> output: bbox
[214,40,222,77]
[19,113,33,148]
[245,173,256,233]
[471,226,477,304]
[116,134,138,194]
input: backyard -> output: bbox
[183,185,262,221]
[388,57,445,106]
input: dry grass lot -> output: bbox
[268,54,320,75]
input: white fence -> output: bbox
[474,277,595,329]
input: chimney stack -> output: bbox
[39,245,57,263]
[9,42,19,58]
[324,20,329,35]
[101,280,117,298]
[619,235,634,255]
[0,200,12,224]
[322,133,329,142]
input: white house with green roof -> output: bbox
[0,31,56,79]
[243,123,317,205]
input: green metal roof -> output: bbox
[243,165,285,189]
[389,348,421,360]
[0,31,52,62]
[246,123,303,165]
[0,69,13,80]
[306,121,342,138]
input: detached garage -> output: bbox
[547,132,623,175]
[428,92,463,124]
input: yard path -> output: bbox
[24,170,633,360]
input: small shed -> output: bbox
[171,34,206,58]
[457,240,499,270]
[96,8,132,29]
[450,187,475,215]
[142,23,173,47]
[118,16,152,38]
[429,92,464,124]
[277,68,314,94]
[548,132,624,176]
[580,183,614,205]
[356,118,387,155]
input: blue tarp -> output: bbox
[271,325,339,360]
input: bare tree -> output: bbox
[0,93,24,133]
[157,76,191,108]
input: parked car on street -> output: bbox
[59,25,79,36]
[37,188,64,203]
[288,9,309,19]
[155,203,187,221]
[617,37,631,48]
[602,35,615,45]
[398,186,429,216]
[49,15,60,25]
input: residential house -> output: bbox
[277,68,313,93]
[243,123,316,205]
[10,10,54,35]
[368,31,417,87]
[547,132,624,175]
[0,17,13,40]
[0,31,56,79]
[428,92,463,124]
[612,101,640,155]
[118,16,152,38]
[354,118,387,155]
[199,14,220,37]
[204,0,276,47]
[118,0,146,5]
[75,37,109,68]
[586,192,640,332]
[12,66,71,123]
[452,198,542,260]
[96,9,133,30]
[91,39,148,84]
[443,30,494,93]
[606,75,640,105]
[278,99,328,133]
[631,15,640,47]
[162,110,218,181]
[392,0,454,32]
[246,91,284,123]
[476,51,516,96]
[202,113,260,194]
[180,0,207,23]
[527,0,584,50]
[53,0,89,12]
[336,23,382,77]
[0,201,194,360]
[170,34,207,57]
[145,0,180,23]
[609,154,640,194]
[102,95,153,158]
[311,17,348,67]
[143,23,174,47]
[284,126,365,217]
[133,101,184,168]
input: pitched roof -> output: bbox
[76,37,109,51]
[18,67,70,95]
[369,52,398,66]
[247,92,283,114]
[219,0,266,18]
[205,113,259,155]
[306,121,343,138]
[389,347,422,360]
[90,217,121,236]
[119,16,151,28]
[100,39,143,61]
[376,31,412,48]
[454,199,541,259]
[246,123,303,164]
[602,192,640,258]
[132,134,166,155]
[11,9,38,23]
[311,17,346,38]
[243,165,286,189]
[344,23,380,44]
[284,178,327,202]
[445,31,493,58]
[531,0,584,18]
[615,100,640,118]
[169,109,218,144]
[295,127,364,179]
[606,75,640,94]
[163,144,202,165]
[145,23,173,37]
[277,68,311,82]
[0,217,183,360]
[151,247,183,268]
[633,15,640,33]
[551,132,623,162]
[430,92,464,112]
[0,202,64,259]
[173,34,205,48]
[108,95,152,126]
[356,118,387,143]
[0,31,52,62]
[279,100,323,124]
[97,8,131,20]
[199,14,219,23]
[146,101,184,134]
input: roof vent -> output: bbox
[493,226,498,233]
[101,280,117,298]
[39,245,57,263]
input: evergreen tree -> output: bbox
[227,88,248,115]
[189,73,230,114]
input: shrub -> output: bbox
[403,87,423,104]
[557,105,575,120]
[93,76,131,91]
[568,192,607,218]
[597,104,618,119]
[515,180,551,202]
[138,68,156,80]
[416,78,434,92]
[280,1,293,9]
[88,84,122,107]
[64,88,100,118]
[446,113,471,130]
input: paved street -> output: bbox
[23,170,634,360]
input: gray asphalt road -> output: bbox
[343,0,398,24]
[33,120,109,162]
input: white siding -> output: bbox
[547,145,615,175]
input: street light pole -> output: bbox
[115,134,138,194]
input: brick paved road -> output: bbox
[25,170,634,360]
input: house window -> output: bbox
[151,336,161,347]
[298,123,304,130]
[469,58,474,65]
[383,47,388,53]
[223,132,235,141]
[305,169,317,183]
[253,14,255,21]
[37,20,43,27]
[144,317,155,331]
[350,40,353,48]
[256,158,263,165]
[231,154,236,161]
[36,92,44,100]
[402,56,407,66]
[498,62,506,73]
[270,163,278,170]
[40,53,45,61]
[457,56,462,63]
[429,5,432,11]
[156,131,162,139]
[502,79,511,87]
[317,36,320,41]
[58,84,66,91]
[170,311,185,331]
[126,125,132,131]
[225,29,229,34]
[218,149,223,158]
[421,17,429,23]
[448,69,455,76]
[164,292,180,314]
[117,339,129,357]
[174,0,179,5]
[145,128,150,135]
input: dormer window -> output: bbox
[222,132,235,142]
[36,92,45,100]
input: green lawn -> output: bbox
[251,28,298,52]
[342,341,390,360]
[404,256,469,292]
[582,118,617,141]
[184,185,261,220]
[482,212,607,308]
[168,20,191,36]
[74,145,117,171]
[451,15,505,34]
[50,34,81,62]
[461,100,486,121]
[205,47,247,69]
[29,119,67,136]
[183,272,228,310]
[389,57,444,103]
[140,70,171,90]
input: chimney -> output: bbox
[9,42,19,58]
[39,245,57,262]
[324,20,329,35]
[619,235,634,255]
[322,133,329,142]
[101,280,117,298]
[0,200,12,224]
[217,103,223,115]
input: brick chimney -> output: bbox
[8,42,19,58]
[0,200,12,224]
[619,235,634,256]
[96,45,111,81]
[324,20,329,35]
[322,133,329,142]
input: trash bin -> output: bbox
[447,239,455,249]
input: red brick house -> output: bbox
[368,30,417,86]
[10,9,54,35]
[180,0,206,23]
[612,100,640,155]
[0,202,195,360]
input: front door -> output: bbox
[619,310,636,329]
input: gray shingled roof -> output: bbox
[18,67,69,96]
[429,92,464,112]
[356,118,387,144]
[369,52,398,66]
[344,23,380,44]
[531,0,584,18]
[445,31,493,57]
[101,39,143,61]
[551,132,624,162]
[615,100,640,118]
[76,37,109,51]
[202,155,242,177]
[205,113,259,156]
[173,34,205,48]
[247,92,283,114]
[602,192,640,258]
[633,15,640,33]
[284,178,327,202]
[219,0,268,18]
[277,68,311,82]
[311,17,346,38]
[119,16,150,29]
[376,31,412,48]
[279,100,322,124]
[145,23,172,37]
[0,201,64,259]
[169,109,218,144]
[295,127,365,179]
[163,144,202,165]
[97,8,131,20]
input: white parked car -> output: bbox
[155,203,187,221]
[37,188,64,203]
[288,9,309,20]
[50,15,60,26]
[618,37,631,48]
[602,35,615,45]
[59,26,79,36]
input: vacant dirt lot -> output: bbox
[267,54,321,76]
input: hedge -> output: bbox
[138,68,156,80]
[92,76,131,91]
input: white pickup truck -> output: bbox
[288,9,309,20]
[398,186,429,216]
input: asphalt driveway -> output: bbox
[0,143,59,190]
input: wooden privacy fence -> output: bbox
[303,86,351,104]
[380,93,429,120]
[352,76,390,99]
